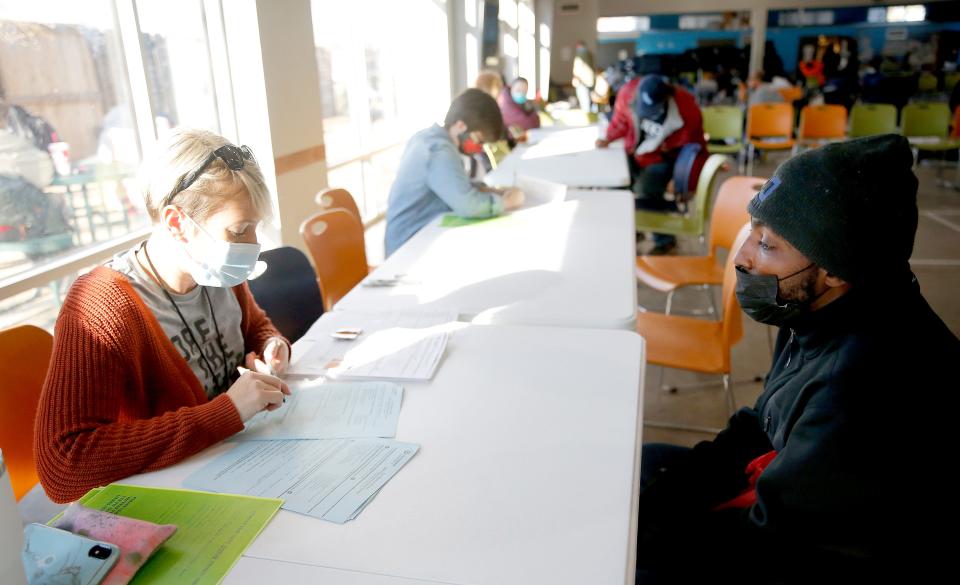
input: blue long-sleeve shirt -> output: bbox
[384,125,503,256]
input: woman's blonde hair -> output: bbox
[141,128,272,223]
[473,70,504,99]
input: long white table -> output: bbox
[126,321,646,585]
[484,125,630,188]
[336,191,638,330]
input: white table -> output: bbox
[125,322,646,585]
[336,191,638,330]
[224,557,457,584]
[484,125,630,188]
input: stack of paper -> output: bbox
[184,439,419,524]
[288,310,457,381]
[232,381,403,441]
[516,175,567,206]
[70,484,281,585]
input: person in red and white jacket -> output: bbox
[597,75,706,254]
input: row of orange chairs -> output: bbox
[707,102,960,176]
[635,175,765,433]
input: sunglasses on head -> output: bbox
[162,144,256,208]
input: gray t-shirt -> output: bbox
[107,246,245,398]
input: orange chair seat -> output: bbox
[749,138,795,150]
[636,311,726,374]
[635,255,724,293]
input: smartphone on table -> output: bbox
[21,523,118,585]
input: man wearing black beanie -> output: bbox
[635,134,959,583]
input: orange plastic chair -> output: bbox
[300,208,370,311]
[0,325,53,500]
[636,176,764,315]
[795,104,847,153]
[746,103,795,176]
[777,86,803,103]
[315,188,361,221]
[636,224,751,433]
[315,188,377,272]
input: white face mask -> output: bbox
[179,213,261,288]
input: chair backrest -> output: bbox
[0,325,53,500]
[686,153,729,230]
[746,103,794,139]
[798,104,847,141]
[777,86,803,103]
[848,102,897,137]
[946,72,960,95]
[901,102,951,138]
[708,176,765,257]
[917,72,938,92]
[300,208,369,311]
[701,106,743,142]
[537,111,555,127]
[720,224,752,363]
[483,140,511,168]
[316,188,361,222]
[247,246,325,343]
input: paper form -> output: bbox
[183,439,419,524]
[71,484,281,585]
[232,381,403,441]
[288,310,457,381]
[516,175,568,206]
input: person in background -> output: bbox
[385,89,524,256]
[34,128,291,503]
[497,76,540,138]
[572,40,595,111]
[597,74,706,255]
[747,70,792,107]
[473,69,505,100]
[634,135,958,583]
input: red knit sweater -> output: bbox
[34,266,286,503]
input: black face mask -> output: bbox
[735,263,817,327]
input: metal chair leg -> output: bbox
[746,144,755,177]
[664,290,675,316]
[657,365,668,393]
[722,373,736,415]
[705,284,718,316]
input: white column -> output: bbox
[749,7,767,78]
[221,0,327,253]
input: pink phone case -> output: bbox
[52,504,177,585]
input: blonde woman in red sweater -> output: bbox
[34,129,292,503]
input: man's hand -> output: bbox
[595,138,610,149]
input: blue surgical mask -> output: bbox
[180,213,261,288]
[512,93,527,105]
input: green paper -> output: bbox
[70,484,281,585]
[440,214,506,227]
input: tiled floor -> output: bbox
[638,154,960,447]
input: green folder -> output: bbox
[440,214,507,228]
[61,484,282,585]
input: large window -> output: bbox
[312,0,451,221]
[0,0,224,331]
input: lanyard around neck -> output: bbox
[140,241,232,393]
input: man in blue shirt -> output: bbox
[385,89,524,256]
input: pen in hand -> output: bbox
[237,363,285,403]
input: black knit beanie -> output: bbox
[746,134,919,284]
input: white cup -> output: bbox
[0,451,29,585]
